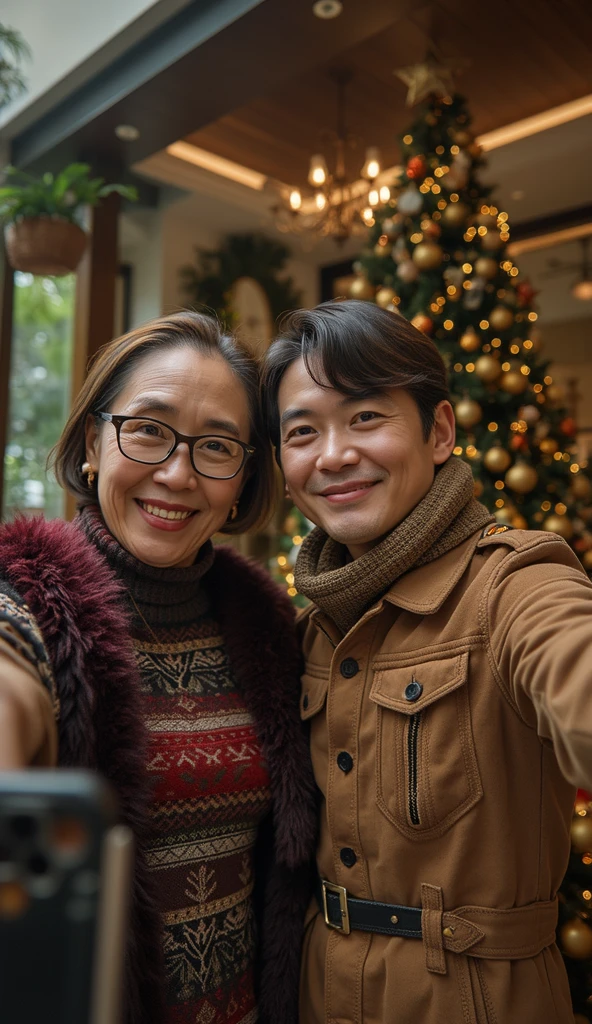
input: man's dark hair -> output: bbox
[262,299,450,452]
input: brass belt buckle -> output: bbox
[321,879,351,935]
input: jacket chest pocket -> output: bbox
[370,650,482,840]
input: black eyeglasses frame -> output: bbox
[95,412,255,480]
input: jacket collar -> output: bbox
[381,529,482,614]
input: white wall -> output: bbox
[120,192,320,332]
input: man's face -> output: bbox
[277,357,455,559]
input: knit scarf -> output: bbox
[295,457,494,634]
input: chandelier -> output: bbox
[272,69,390,245]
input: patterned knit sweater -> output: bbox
[0,511,272,1024]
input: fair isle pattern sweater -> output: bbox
[1,509,272,1024]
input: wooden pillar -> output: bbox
[0,248,15,519]
[66,193,120,519]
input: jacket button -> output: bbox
[340,657,359,678]
[337,751,353,773]
[340,847,357,867]
[404,679,423,702]
[302,694,309,710]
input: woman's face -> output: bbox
[85,346,251,568]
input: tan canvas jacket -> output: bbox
[298,526,592,1024]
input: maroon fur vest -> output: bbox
[0,515,317,1024]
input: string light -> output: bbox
[403,134,413,144]
[494,481,505,490]
[491,338,502,348]
[444,319,454,330]
[466,362,475,372]
[453,446,463,456]
[479,319,489,329]
[488,422,498,431]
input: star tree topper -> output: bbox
[394,51,467,106]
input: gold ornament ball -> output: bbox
[349,276,374,300]
[412,242,443,270]
[475,212,498,229]
[452,129,473,148]
[454,398,482,429]
[546,383,566,405]
[543,514,574,540]
[505,462,538,494]
[474,256,498,280]
[489,305,515,331]
[375,286,396,309]
[495,507,514,525]
[572,474,592,501]
[560,918,592,960]
[481,230,503,252]
[460,328,481,353]
[539,437,559,455]
[283,515,299,535]
[571,813,592,853]
[475,355,502,383]
[501,370,528,395]
[511,513,528,530]
[484,445,511,473]
[442,202,471,229]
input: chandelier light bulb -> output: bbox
[315,192,327,210]
[368,189,379,207]
[362,207,374,223]
[362,147,381,180]
[308,154,328,187]
[289,189,302,211]
[379,186,391,203]
[572,277,592,301]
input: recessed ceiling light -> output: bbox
[115,124,140,142]
[313,0,343,18]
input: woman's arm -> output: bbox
[0,645,57,767]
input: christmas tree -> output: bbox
[354,91,592,561]
[353,80,592,1019]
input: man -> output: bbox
[262,299,592,1024]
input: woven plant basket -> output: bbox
[5,216,88,276]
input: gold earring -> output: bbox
[229,501,239,521]
[82,462,96,488]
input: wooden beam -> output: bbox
[66,194,119,519]
[0,249,15,518]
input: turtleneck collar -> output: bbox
[76,505,215,628]
[294,457,494,635]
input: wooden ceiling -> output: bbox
[186,0,592,192]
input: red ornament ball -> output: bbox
[560,417,577,437]
[406,155,427,181]
[410,313,433,335]
[510,435,527,452]
[516,280,538,307]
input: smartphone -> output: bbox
[0,770,133,1024]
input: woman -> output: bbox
[0,311,316,1024]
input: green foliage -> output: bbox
[180,232,302,326]
[3,272,75,520]
[0,163,138,225]
[0,24,30,109]
[358,92,592,557]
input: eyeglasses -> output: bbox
[95,413,255,480]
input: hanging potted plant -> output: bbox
[0,163,137,276]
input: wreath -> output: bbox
[180,232,302,326]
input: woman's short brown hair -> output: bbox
[261,299,450,453]
[51,310,274,534]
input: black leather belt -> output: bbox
[317,878,422,938]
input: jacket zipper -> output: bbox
[407,713,421,825]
